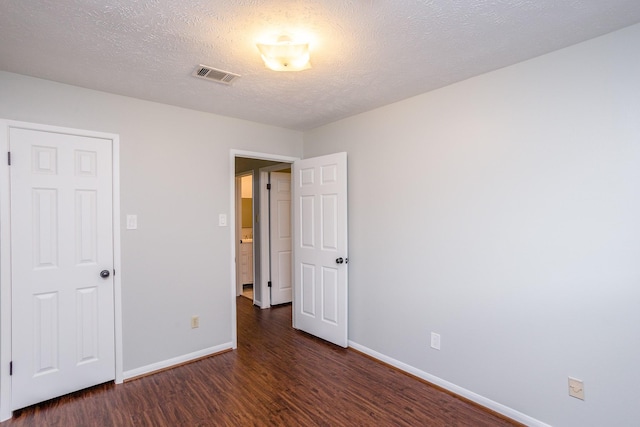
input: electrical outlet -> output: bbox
[191,315,200,329]
[430,332,441,350]
[568,377,585,400]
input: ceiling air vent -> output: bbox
[192,65,240,85]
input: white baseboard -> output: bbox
[348,341,550,427]
[123,343,233,380]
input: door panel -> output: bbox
[10,128,115,410]
[321,194,338,249]
[75,190,98,264]
[293,152,348,347]
[301,263,315,315]
[33,188,58,267]
[321,267,339,324]
[33,292,59,374]
[300,196,315,247]
[77,286,100,364]
[270,172,292,305]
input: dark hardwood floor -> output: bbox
[3,297,521,426]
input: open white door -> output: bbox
[269,172,292,305]
[293,152,348,347]
[10,128,115,410]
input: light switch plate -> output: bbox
[430,332,441,350]
[126,215,137,230]
[218,214,227,227]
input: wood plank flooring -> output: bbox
[3,297,522,426]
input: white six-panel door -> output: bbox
[10,128,115,410]
[270,172,292,305]
[293,152,348,347]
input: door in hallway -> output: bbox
[269,171,292,305]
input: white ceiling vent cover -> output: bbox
[192,65,240,85]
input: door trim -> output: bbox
[229,150,298,349]
[0,120,123,421]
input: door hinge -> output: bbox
[7,152,11,166]
[9,361,12,376]
[266,183,271,190]
[268,281,272,288]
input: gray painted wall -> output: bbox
[0,71,303,371]
[303,24,640,426]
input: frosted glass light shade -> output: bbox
[257,35,311,71]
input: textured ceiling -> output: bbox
[2,1,640,131]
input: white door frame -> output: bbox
[0,120,123,421]
[229,150,298,349]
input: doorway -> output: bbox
[234,156,293,309]
[229,150,349,350]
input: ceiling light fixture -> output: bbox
[256,35,311,72]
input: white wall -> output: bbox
[304,24,640,427]
[0,71,303,372]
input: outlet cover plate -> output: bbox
[568,377,585,400]
[191,316,200,329]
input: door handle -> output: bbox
[336,257,344,264]
[100,270,111,278]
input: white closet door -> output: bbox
[10,128,115,410]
